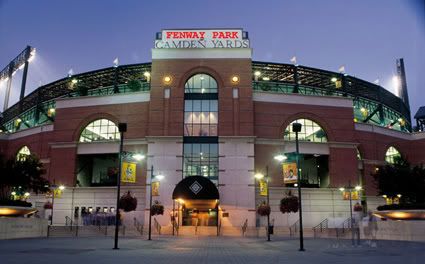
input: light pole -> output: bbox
[49,184,65,226]
[339,182,362,246]
[293,122,305,251]
[113,123,126,250]
[255,167,270,241]
[148,165,164,240]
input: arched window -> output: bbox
[79,119,120,143]
[284,119,328,143]
[185,74,217,94]
[17,146,31,161]
[385,146,401,164]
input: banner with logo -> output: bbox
[283,162,298,183]
[152,181,160,196]
[342,191,359,200]
[259,179,268,196]
[121,162,136,183]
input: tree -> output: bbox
[0,154,49,202]
[373,157,425,205]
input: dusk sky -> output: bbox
[0,0,424,120]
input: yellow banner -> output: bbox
[121,162,136,183]
[342,191,359,200]
[152,181,160,196]
[53,189,62,198]
[259,179,268,196]
[283,162,298,184]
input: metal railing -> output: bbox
[289,219,299,237]
[313,218,329,238]
[172,218,179,235]
[241,219,248,236]
[336,217,352,238]
[153,218,161,235]
[134,217,144,236]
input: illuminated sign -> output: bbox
[155,29,250,49]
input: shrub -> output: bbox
[377,204,425,211]
[0,199,32,207]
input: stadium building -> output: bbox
[1,29,424,234]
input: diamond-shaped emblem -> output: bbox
[189,181,203,195]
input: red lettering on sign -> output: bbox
[212,31,239,39]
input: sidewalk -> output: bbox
[1,236,424,264]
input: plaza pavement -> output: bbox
[1,236,424,264]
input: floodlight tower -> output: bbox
[0,46,36,111]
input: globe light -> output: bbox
[355,185,362,191]
[254,173,264,180]
[133,154,145,161]
[274,154,287,162]
[59,185,65,191]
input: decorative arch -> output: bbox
[385,146,401,164]
[283,117,329,143]
[16,145,31,161]
[73,113,119,142]
[78,118,120,143]
[280,112,335,142]
[184,73,217,94]
[178,66,224,93]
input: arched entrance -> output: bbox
[172,176,219,227]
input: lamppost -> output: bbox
[49,184,65,226]
[255,167,271,241]
[148,165,164,240]
[339,182,362,246]
[292,122,305,251]
[113,123,126,250]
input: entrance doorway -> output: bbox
[172,176,220,229]
[181,199,218,226]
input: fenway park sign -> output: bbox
[155,29,250,49]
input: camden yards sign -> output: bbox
[155,29,250,49]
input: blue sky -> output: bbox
[0,0,424,120]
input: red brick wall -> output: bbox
[150,59,253,137]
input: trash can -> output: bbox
[268,225,274,235]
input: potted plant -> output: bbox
[43,200,53,209]
[257,201,271,216]
[118,191,138,212]
[353,202,363,212]
[151,200,164,216]
[280,192,299,214]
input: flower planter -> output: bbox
[0,206,37,217]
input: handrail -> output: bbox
[194,218,199,235]
[153,217,161,235]
[65,216,73,231]
[289,219,299,237]
[172,217,179,235]
[312,218,328,238]
[134,217,144,236]
[336,217,352,238]
[241,219,248,236]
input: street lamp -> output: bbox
[113,123,127,250]
[255,167,271,242]
[148,165,163,240]
[339,182,362,246]
[49,184,65,226]
[293,122,305,251]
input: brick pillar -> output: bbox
[329,147,358,188]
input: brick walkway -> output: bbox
[1,236,424,264]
